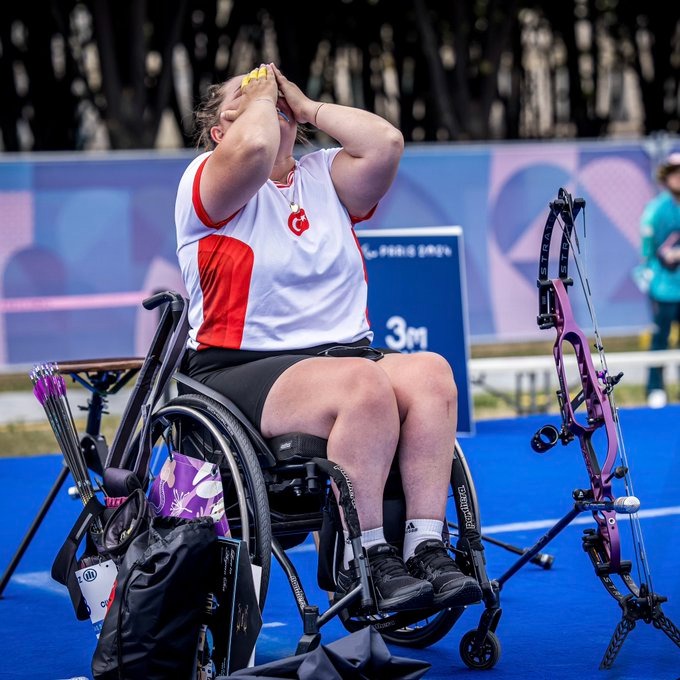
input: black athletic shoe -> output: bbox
[334,543,434,612]
[406,539,483,607]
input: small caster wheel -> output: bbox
[459,629,501,670]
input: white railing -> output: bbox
[469,349,680,415]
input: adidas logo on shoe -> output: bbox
[405,522,418,534]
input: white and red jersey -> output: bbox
[175,147,374,351]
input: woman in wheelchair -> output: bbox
[174,63,482,614]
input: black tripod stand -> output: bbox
[0,359,141,598]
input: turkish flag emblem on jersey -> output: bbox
[288,208,310,236]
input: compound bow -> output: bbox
[496,187,680,669]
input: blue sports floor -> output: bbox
[0,406,678,679]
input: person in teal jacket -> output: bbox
[640,152,680,407]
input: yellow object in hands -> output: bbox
[241,68,260,90]
[257,66,267,78]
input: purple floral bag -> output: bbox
[148,452,230,537]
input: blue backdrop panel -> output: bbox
[1,139,678,370]
[357,227,472,434]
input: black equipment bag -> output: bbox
[92,514,217,680]
[53,489,217,680]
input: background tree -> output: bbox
[0,0,678,152]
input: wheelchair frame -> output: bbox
[2,291,503,671]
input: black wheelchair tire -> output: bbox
[349,607,464,649]
[459,629,501,670]
[144,394,272,609]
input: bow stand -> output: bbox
[495,188,680,669]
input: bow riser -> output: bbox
[551,280,620,480]
[549,278,621,570]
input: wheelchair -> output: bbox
[54,291,503,671]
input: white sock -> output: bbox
[402,519,444,562]
[343,527,386,569]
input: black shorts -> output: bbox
[183,339,393,429]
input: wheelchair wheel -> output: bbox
[343,607,464,649]
[340,442,482,649]
[143,393,272,608]
[459,629,501,670]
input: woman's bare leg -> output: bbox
[260,356,400,529]
[376,352,457,521]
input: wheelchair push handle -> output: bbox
[143,291,186,328]
[143,290,185,313]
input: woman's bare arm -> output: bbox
[200,65,280,223]
[273,65,403,219]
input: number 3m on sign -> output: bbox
[385,315,429,351]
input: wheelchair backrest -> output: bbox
[105,291,189,486]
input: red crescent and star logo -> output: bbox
[288,207,310,236]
